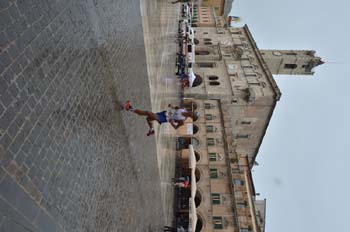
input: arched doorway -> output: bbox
[191,137,200,148]
[195,168,201,182]
[193,124,199,134]
[195,151,200,162]
[195,191,202,208]
[196,215,203,232]
[192,74,203,87]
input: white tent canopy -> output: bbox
[188,68,196,87]
[189,145,196,169]
[188,144,197,231]
[188,197,198,232]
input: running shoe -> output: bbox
[147,129,155,136]
[124,100,133,111]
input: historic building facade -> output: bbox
[177,7,323,231]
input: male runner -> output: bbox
[124,101,199,136]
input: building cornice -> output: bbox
[241,25,281,167]
[242,25,281,101]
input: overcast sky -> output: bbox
[230,1,350,232]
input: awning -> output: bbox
[188,197,198,232]
[189,144,198,231]
[188,69,196,87]
[187,123,193,135]
[191,168,197,201]
[189,145,196,169]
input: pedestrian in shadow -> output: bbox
[174,176,190,188]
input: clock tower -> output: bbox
[260,50,324,76]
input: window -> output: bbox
[238,216,247,223]
[240,228,252,232]
[208,75,219,80]
[284,64,297,69]
[205,114,213,120]
[286,52,297,55]
[210,168,218,178]
[209,152,217,161]
[237,134,249,138]
[195,50,210,55]
[204,103,212,109]
[188,45,193,52]
[204,38,212,42]
[242,65,253,69]
[234,191,242,198]
[228,64,236,70]
[231,168,242,174]
[204,42,213,45]
[233,179,244,186]
[231,31,241,35]
[302,64,311,69]
[209,81,220,86]
[207,138,215,146]
[206,125,214,132]
[237,201,247,208]
[212,193,221,204]
[213,216,224,229]
[198,62,215,68]
[241,121,251,125]
[203,32,208,34]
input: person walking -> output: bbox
[174,176,190,188]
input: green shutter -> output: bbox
[209,152,217,161]
[210,168,218,178]
[205,114,213,120]
[207,138,215,146]
[213,216,223,229]
[211,193,221,204]
[206,125,214,132]
[237,134,249,138]
[204,103,211,109]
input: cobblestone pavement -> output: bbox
[0,0,179,231]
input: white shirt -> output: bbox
[168,108,187,121]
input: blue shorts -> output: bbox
[156,111,168,124]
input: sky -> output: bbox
[230,1,350,232]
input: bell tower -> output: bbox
[260,50,324,75]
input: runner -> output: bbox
[124,101,199,136]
